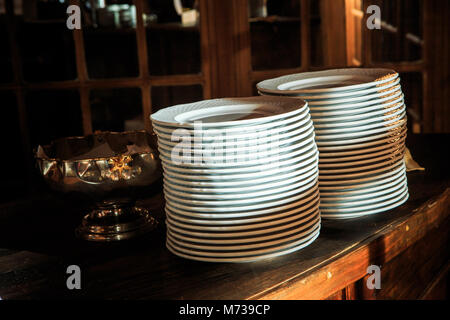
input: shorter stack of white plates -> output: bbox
[257,68,409,219]
[151,96,321,262]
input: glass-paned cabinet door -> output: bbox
[309,0,323,66]
[400,72,423,133]
[144,0,202,76]
[151,85,203,113]
[368,0,423,62]
[0,3,13,83]
[309,0,348,67]
[81,0,140,78]
[248,0,302,71]
[25,90,83,146]
[16,0,77,82]
[91,88,144,132]
[0,91,27,202]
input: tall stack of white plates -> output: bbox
[151,96,321,262]
[257,68,409,219]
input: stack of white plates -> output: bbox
[151,96,321,262]
[257,68,409,219]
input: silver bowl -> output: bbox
[36,130,162,242]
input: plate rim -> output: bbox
[256,68,398,94]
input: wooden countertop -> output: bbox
[0,134,448,299]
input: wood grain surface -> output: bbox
[0,134,448,299]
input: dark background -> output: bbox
[0,0,448,204]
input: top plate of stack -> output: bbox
[256,68,398,95]
[151,96,307,128]
[151,96,322,262]
[257,68,409,220]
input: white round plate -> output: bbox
[164,160,318,188]
[164,168,319,194]
[165,193,319,225]
[163,167,318,195]
[166,214,320,242]
[317,126,406,150]
[297,77,400,100]
[158,133,317,167]
[320,171,406,197]
[320,186,408,213]
[318,147,404,173]
[152,105,310,137]
[166,215,319,250]
[314,112,406,135]
[151,96,307,128]
[312,103,405,128]
[319,158,404,184]
[256,68,397,94]
[165,177,319,215]
[314,112,405,136]
[316,121,406,146]
[160,144,318,174]
[163,167,318,200]
[155,115,312,148]
[308,91,403,112]
[306,86,401,106]
[320,191,409,218]
[259,89,403,113]
[166,201,319,233]
[320,175,407,202]
[165,172,320,207]
[162,151,318,181]
[318,151,404,173]
[318,136,406,162]
[165,174,319,211]
[310,97,404,120]
[157,120,314,154]
[319,154,403,180]
[165,184,320,219]
[158,131,316,168]
[321,193,408,219]
[166,226,320,263]
[320,179,407,206]
[319,162,405,190]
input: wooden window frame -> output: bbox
[235,0,313,90]
[360,0,426,133]
[1,0,212,150]
[235,0,430,133]
[233,0,353,95]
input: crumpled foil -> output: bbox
[37,131,153,161]
[405,147,425,172]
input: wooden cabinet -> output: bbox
[0,0,449,202]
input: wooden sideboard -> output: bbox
[0,134,448,299]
